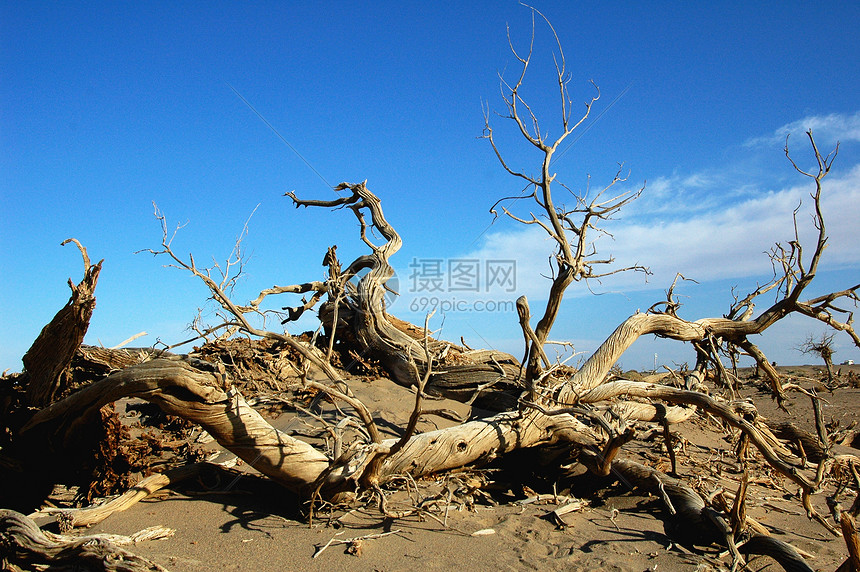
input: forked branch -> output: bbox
[483,5,647,385]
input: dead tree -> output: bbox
[0,509,169,572]
[798,331,838,384]
[12,132,855,517]
[481,11,647,389]
[22,239,102,407]
[3,8,860,571]
[478,1,859,546]
[285,183,524,409]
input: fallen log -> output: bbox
[0,509,168,572]
[29,463,203,531]
[18,356,600,504]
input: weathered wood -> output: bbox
[20,358,331,494]
[289,182,527,408]
[427,355,521,410]
[577,380,816,491]
[611,459,814,572]
[22,239,102,407]
[767,421,828,463]
[841,511,860,572]
[18,357,600,499]
[611,458,724,545]
[738,535,815,572]
[0,509,168,571]
[76,345,162,372]
[380,410,599,478]
[30,463,203,530]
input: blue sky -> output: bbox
[2,1,859,373]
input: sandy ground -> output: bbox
[27,366,860,571]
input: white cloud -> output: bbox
[610,167,860,282]
[634,172,726,216]
[745,111,860,147]
[458,162,860,301]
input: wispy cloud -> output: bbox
[606,164,860,284]
[458,158,860,301]
[745,111,860,148]
[634,172,729,216]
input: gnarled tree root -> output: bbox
[609,458,813,572]
[0,509,168,571]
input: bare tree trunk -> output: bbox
[22,239,102,407]
[289,182,524,408]
[19,358,331,495]
[823,353,836,385]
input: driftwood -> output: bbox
[0,509,168,572]
[29,463,203,531]
[75,345,165,373]
[838,511,860,572]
